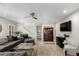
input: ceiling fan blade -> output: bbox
[30,12,35,16]
[24,12,37,20]
[33,17,37,20]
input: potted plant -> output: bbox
[15,31,22,37]
[64,34,69,40]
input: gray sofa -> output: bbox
[0,36,23,52]
[0,40,22,52]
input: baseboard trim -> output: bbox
[44,42,56,44]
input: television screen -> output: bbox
[60,21,71,31]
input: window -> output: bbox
[8,25,15,36]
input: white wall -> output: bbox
[16,23,37,42]
[70,11,79,40]
[16,23,56,43]
[56,11,79,41]
[0,17,16,38]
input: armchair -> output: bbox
[64,38,79,56]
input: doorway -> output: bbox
[43,27,54,42]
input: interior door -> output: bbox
[43,27,53,42]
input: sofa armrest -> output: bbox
[0,40,22,52]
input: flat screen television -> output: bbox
[60,21,71,31]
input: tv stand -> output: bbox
[56,37,65,48]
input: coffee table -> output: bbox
[14,43,34,56]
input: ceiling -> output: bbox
[0,3,79,24]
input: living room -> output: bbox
[0,3,79,56]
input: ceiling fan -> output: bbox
[24,12,37,20]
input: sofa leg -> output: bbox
[65,51,67,56]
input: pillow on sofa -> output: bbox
[12,36,18,41]
[7,36,13,42]
[0,38,8,45]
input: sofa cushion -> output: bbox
[0,38,8,45]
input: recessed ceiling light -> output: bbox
[63,10,67,14]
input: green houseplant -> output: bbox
[64,34,69,40]
[15,31,22,37]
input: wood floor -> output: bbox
[34,42,65,56]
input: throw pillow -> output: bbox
[7,36,13,42]
[12,36,18,41]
